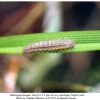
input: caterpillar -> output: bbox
[23,39,74,53]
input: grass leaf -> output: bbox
[0,30,100,54]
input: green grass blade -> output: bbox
[0,30,100,54]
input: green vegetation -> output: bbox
[0,30,100,54]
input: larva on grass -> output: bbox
[23,39,74,53]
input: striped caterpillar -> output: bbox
[23,39,74,53]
